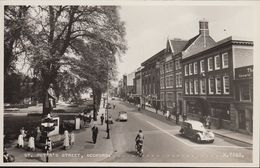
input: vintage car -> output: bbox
[179,120,214,143]
[118,111,128,121]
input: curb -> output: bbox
[212,132,252,145]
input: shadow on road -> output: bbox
[126,150,138,156]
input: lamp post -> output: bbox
[106,60,110,139]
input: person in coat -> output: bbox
[17,134,24,148]
[69,131,75,146]
[92,125,99,144]
[63,130,70,150]
[100,114,104,125]
[28,136,35,151]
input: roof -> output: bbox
[141,49,165,66]
[169,39,188,54]
[182,36,253,61]
[182,35,200,51]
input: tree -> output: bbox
[26,6,126,116]
[4,6,32,75]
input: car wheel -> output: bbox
[196,135,201,143]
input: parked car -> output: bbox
[118,111,128,121]
[111,97,115,100]
[179,120,214,143]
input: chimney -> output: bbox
[199,20,209,36]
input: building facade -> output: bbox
[133,67,142,104]
[182,36,253,134]
[141,49,163,108]
[160,20,215,114]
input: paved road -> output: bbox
[103,100,252,163]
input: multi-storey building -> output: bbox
[141,49,164,108]
[160,20,215,114]
[133,67,142,104]
[182,36,253,134]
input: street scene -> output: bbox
[2,2,259,167]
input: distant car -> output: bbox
[111,97,115,100]
[118,111,128,121]
[179,120,214,143]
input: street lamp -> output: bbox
[106,60,110,139]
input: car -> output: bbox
[118,111,128,121]
[111,97,115,100]
[179,120,214,143]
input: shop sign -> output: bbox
[235,65,253,80]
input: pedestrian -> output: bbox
[113,103,116,109]
[163,105,167,115]
[205,115,211,129]
[100,114,104,125]
[69,131,75,146]
[20,127,27,138]
[166,110,170,119]
[35,126,41,142]
[91,124,99,144]
[17,134,24,148]
[45,137,52,162]
[28,136,35,151]
[63,130,70,150]
[182,113,187,122]
[176,113,180,124]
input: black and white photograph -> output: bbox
[1,0,259,167]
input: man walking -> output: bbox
[100,114,104,125]
[92,124,99,144]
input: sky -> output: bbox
[116,4,257,80]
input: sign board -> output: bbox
[235,65,253,80]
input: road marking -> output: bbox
[146,121,252,149]
[146,121,192,146]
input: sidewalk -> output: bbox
[5,106,114,163]
[128,102,252,145]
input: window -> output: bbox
[185,80,189,94]
[193,62,198,74]
[208,57,213,71]
[166,92,174,107]
[176,72,182,87]
[184,65,188,76]
[200,78,206,94]
[240,84,251,101]
[160,92,164,101]
[189,80,193,94]
[215,77,221,94]
[200,60,205,73]
[223,76,230,94]
[222,53,229,68]
[169,75,174,87]
[169,61,173,72]
[208,77,214,94]
[189,64,193,75]
[160,63,164,74]
[214,55,220,70]
[160,78,165,89]
[194,79,199,94]
[175,58,181,70]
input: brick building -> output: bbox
[182,36,253,134]
[160,20,215,114]
[141,49,164,108]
